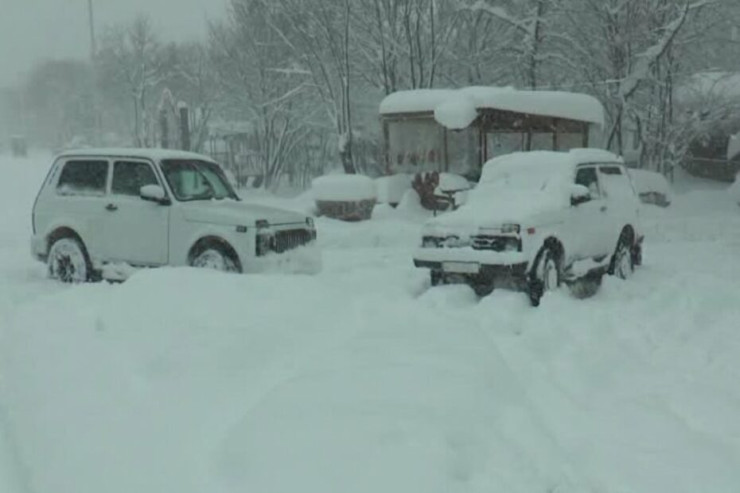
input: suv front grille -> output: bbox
[272,229,314,254]
[471,235,520,252]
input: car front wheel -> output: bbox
[48,237,90,283]
[528,247,561,307]
[190,247,240,273]
[610,236,634,280]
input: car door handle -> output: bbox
[600,205,608,212]
[105,203,118,212]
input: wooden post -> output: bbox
[443,128,449,172]
[382,117,390,174]
[159,109,169,149]
[179,105,191,151]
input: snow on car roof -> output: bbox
[480,149,622,183]
[379,86,605,126]
[55,148,218,163]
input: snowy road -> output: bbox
[1,152,739,493]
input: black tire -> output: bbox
[631,242,643,267]
[609,232,634,280]
[47,236,92,283]
[472,281,494,297]
[430,270,444,287]
[189,243,241,273]
[528,246,561,307]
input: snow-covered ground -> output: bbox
[1,152,739,493]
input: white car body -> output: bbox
[31,149,320,279]
[413,149,643,292]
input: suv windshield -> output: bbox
[160,159,239,202]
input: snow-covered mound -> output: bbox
[436,173,470,193]
[376,174,412,204]
[628,168,672,206]
[312,174,376,202]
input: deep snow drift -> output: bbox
[1,152,740,493]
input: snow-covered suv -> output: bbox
[31,149,319,282]
[413,149,643,305]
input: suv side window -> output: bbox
[599,166,623,175]
[57,160,109,196]
[575,167,602,198]
[112,161,159,196]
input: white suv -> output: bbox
[31,149,320,282]
[413,149,643,305]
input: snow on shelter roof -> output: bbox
[379,86,605,127]
[56,148,217,163]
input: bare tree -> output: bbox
[353,0,460,93]
[271,0,359,173]
[98,15,167,147]
[210,0,316,188]
[161,42,220,152]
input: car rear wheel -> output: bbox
[48,237,90,283]
[190,247,240,273]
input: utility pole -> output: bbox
[88,0,96,61]
[88,0,101,146]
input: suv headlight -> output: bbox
[255,219,273,256]
[256,231,274,256]
[422,236,442,248]
[306,217,315,228]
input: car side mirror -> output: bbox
[570,184,591,206]
[140,185,170,205]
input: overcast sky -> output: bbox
[0,0,228,87]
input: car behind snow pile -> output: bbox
[627,168,672,207]
[413,149,644,306]
[31,149,320,282]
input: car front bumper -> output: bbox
[414,258,528,276]
[413,247,529,269]
[413,248,530,289]
[247,243,322,275]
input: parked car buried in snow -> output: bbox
[31,149,320,282]
[627,168,672,207]
[413,149,644,306]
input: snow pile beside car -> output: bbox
[375,174,412,205]
[312,174,376,202]
[628,168,672,207]
[312,174,377,221]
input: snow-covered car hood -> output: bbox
[180,200,307,227]
[424,189,566,235]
